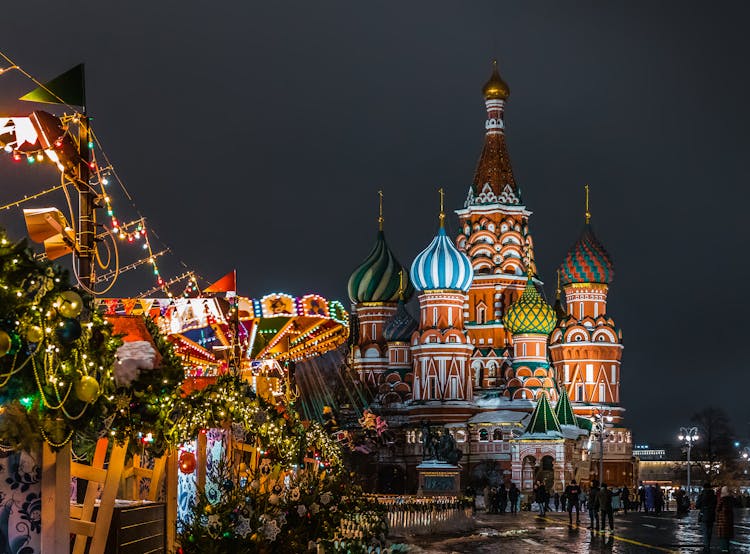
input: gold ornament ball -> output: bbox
[26,325,44,343]
[57,291,83,319]
[75,375,100,403]
[0,330,10,357]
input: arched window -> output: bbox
[479,429,488,442]
[493,428,502,441]
[477,305,486,324]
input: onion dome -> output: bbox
[410,226,474,293]
[348,230,414,304]
[383,299,417,342]
[503,277,556,335]
[560,224,614,285]
[482,60,510,100]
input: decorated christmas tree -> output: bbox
[0,227,183,457]
[175,374,389,553]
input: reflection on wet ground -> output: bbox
[403,508,750,553]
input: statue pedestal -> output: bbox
[416,460,461,496]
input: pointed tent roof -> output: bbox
[524,393,562,435]
[555,387,577,426]
[471,62,520,205]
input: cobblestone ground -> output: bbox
[399,508,750,553]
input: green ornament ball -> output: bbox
[0,330,11,357]
[222,531,231,538]
[56,318,81,344]
[26,325,44,343]
[57,291,83,319]
[75,375,100,403]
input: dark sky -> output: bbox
[0,1,748,444]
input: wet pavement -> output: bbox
[402,508,750,553]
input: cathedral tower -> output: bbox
[502,272,558,401]
[549,187,624,423]
[454,62,537,390]
[348,193,413,391]
[409,191,475,423]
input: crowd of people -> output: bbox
[476,479,739,552]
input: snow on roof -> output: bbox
[469,410,530,425]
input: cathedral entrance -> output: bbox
[537,455,556,492]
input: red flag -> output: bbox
[204,270,236,294]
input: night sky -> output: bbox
[0,1,747,445]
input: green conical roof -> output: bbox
[555,388,577,426]
[524,394,562,435]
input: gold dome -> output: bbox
[482,60,510,100]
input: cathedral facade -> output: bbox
[347,63,633,494]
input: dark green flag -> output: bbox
[19,64,85,106]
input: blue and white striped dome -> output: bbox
[410,226,474,292]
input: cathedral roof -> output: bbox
[555,387,577,426]
[503,277,556,335]
[383,299,418,342]
[410,226,474,293]
[524,393,562,435]
[347,230,413,304]
[560,224,614,285]
[468,62,520,206]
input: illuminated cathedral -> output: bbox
[347,62,633,494]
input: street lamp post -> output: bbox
[592,409,613,482]
[678,426,699,496]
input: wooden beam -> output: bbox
[41,442,70,554]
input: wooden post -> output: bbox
[196,432,207,490]
[165,449,178,552]
[41,442,70,554]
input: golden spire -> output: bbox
[556,269,561,299]
[482,59,510,100]
[438,187,445,227]
[398,269,405,300]
[378,189,384,230]
[584,184,591,225]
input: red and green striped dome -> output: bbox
[560,224,614,285]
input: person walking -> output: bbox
[655,485,664,515]
[598,483,614,532]
[588,480,601,531]
[564,479,582,526]
[696,482,717,550]
[716,486,734,553]
[638,482,646,512]
[498,483,508,514]
[536,481,548,516]
[621,486,630,514]
[553,491,560,512]
[508,482,519,514]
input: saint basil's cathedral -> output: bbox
[347,62,633,494]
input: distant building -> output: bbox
[347,62,633,494]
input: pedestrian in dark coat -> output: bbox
[716,486,734,553]
[553,491,560,512]
[621,486,630,514]
[564,479,582,526]
[597,483,614,531]
[498,484,508,514]
[588,480,601,531]
[536,482,548,516]
[508,482,519,514]
[696,482,716,550]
